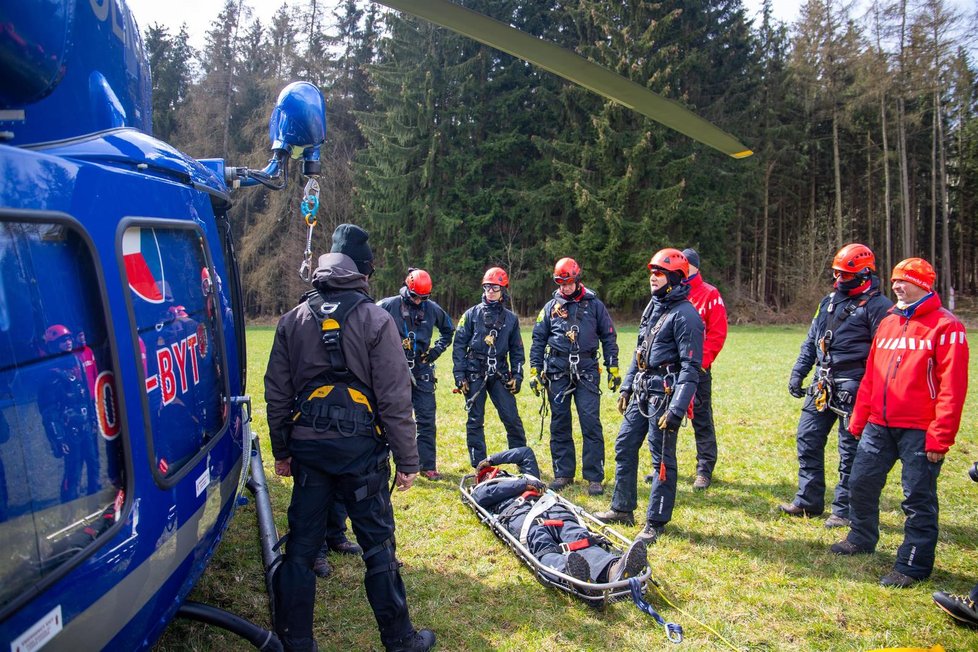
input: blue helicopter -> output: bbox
[0,0,326,649]
[0,1,750,650]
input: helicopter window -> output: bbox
[122,226,227,481]
[0,219,125,613]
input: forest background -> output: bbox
[144,0,978,321]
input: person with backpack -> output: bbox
[264,224,434,652]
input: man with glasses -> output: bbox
[779,244,891,528]
[596,249,703,544]
[452,267,527,468]
[378,268,454,480]
[530,257,618,495]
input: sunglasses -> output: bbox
[482,283,502,292]
[553,276,575,285]
[408,291,430,301]
[833,270,856,281]
[649,268,667,278]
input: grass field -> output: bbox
[157,324,978,651]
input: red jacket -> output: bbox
[849,293,969,453]
[687,273,728,370]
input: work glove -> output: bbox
[506,376,521,394]
[456,378,469,395]
[607,366,622,392]
[529,368,543,396]
[476,457,493,471]
[657,410,683,432]
[788,374,805,399]
[616,390,631,415]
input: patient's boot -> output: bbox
[608,539,647,582]
[565,551,591,583]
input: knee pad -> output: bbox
[363,537,401,578]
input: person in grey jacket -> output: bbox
[264,224,434,652]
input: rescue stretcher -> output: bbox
[458,471,680,626]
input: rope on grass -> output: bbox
[639,577,745,651]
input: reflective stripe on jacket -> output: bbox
[686,273,727,370]
[849,292,969,453]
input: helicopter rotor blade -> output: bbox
[374,0,753,159]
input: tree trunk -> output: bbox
[833,108,844,245]
[881,93,893,284]
[760,160,774,303]
[897,96,913,258]
[937,89,952,300]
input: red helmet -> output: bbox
[832,243,876,274]
[405,269,432,296]
[648,248,689,278]
[482,267,509,288]
[891,257,936,291]
[553,257,581,285]
[43,324,72,343]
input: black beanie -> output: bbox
[330,224,374,275]
[682,248,700,270]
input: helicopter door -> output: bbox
[0,216,125,616]
[122,224,229,484]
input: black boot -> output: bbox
[386,629,436,652]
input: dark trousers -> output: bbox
[510,503,617,581]
[690,368,717,479]
[465,377,526,467]
[608,399,649,512]
[645,401,678,526]
[792,395,858,517]
[412,371,438,471]
[273,438,414,651]
[847,423,943,579]
[548,371,604,482]
[325,500,350,548]
[61,424,100,501]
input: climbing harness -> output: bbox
[293,289,382,438]
[297,178,320,282]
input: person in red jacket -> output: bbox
[681,248,728,490]
[831,257,969,588]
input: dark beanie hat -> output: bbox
[682,248,700,270]
[330,224,374,275]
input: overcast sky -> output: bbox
[124,0,972,54]
[124,0,807,52]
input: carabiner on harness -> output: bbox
[298,178,321,283]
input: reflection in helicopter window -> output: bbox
[0,220,124,612]
[122,226,227,480]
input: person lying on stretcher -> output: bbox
[472,447,647,584]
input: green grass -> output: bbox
[157,325,978,651]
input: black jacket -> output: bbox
[263,253,419,472]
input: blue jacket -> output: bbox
[377,287,454,372]
[452,296,524,383]
[791,276,893,382]
[622,283,703,419]
[530,285,618,374]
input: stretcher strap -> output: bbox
[518,493,559,547]
[559,537,591,553]
[537,519,564,527]
[629,577,683,644]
